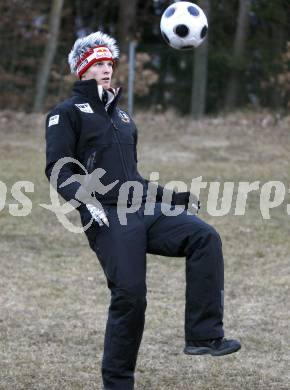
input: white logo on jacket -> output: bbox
[118,109,130,123]
[48,115,59,127]
[75,103,94,113]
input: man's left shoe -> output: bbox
[184,337,241,356]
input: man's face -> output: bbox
[82,60,113,89]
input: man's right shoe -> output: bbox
[184,337,241,356]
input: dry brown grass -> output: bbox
[0,109,289,389]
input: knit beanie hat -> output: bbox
[68,31,120,79]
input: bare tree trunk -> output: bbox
[33,0,64,112]
[224,0,251,110]
[269,5,287,109]
[190,0,210,119]
[117,0,137,55]
[74,0,83,32]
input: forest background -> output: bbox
[0,0,289,117]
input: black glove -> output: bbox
[173,191,200,213]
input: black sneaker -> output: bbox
[184,337,241,356]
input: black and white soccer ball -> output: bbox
[160,1,208,50]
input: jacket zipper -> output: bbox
[88,96,131,200]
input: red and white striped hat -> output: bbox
[68,31,120,79]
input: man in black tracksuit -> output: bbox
[45,32,240,390]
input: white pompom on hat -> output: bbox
[68,31,120,78]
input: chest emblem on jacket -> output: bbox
[118,109,130,123]
[75,103,94,113]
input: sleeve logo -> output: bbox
[48,115,60,127]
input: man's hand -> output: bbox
[173,191,200,214]
[86,204,109,227]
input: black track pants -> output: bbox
[82,202,224,390]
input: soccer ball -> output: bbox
[160,1,208,50]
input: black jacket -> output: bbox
[45,79,193,212]
[45,79,157,209]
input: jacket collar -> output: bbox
[71,79,122,111]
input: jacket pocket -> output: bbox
[85,144,111,174]
[86,151,96,173]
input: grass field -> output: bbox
[0,109,289,390]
